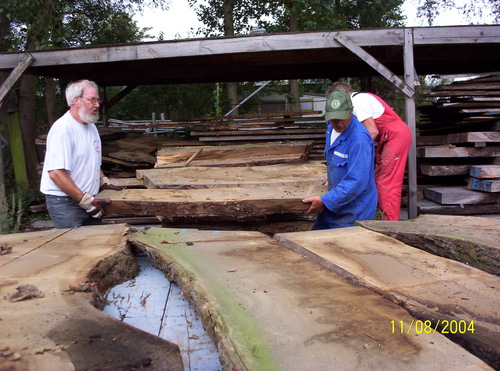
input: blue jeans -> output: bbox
[45,194,102,229]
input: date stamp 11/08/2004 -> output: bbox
[391,320,475,334]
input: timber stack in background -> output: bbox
[416,74,500,216]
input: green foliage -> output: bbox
[1,0,161,52]
[0,182,44,234]
[414,0,499,25]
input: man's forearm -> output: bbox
[48,169,84,201]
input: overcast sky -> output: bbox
[134,0,495,41]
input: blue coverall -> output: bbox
[312,116,378,230]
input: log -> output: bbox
[0,224,184,371]
[130,227,491,371]
[356,214,500,275]
[137,161,326,189]
[423,186,500,204]
[155,141,313,168]
[99,183,326,221]
[274,226,500,369]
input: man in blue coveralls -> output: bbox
[303,90,377,230]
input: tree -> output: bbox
[412,0,499,26]
[0,0,162,186]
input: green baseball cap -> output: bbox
[325,90,353,121]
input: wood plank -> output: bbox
[417,198,500,215]
[198,134,325,142]
[423,186,500,204]
[99,183,326,221]
[138,162,326,189]
[108,177,144,188]
[417,146,500,158]
[470,164,500,178]
[130,227,490,371]
[356,214,500,275]
[468,178,500,192]
[155,141,313,168]
[417,132,500,146]
[0,225,184,371]
[274,226,499,368]
[420,164,471,176]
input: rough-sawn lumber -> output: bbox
[99,183,325,221]
[154,141,313,168]
[356,214,500,275]
[274,226,500,369]
[136,161,326,189]
[0,224,184,371]
[130,227,491,371]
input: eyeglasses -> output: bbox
[79,96,101,105]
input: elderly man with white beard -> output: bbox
[40,79,119,228]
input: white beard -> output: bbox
[79,105,99,124]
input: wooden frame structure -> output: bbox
[1,25,500,218]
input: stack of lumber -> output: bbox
[127,111,327,160]
[417,75,500,215]
[101,142,321,228]
[130,224,498,370]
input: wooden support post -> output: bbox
[0,132,6,200]
[404,28,418,219]
[6,108,28,184]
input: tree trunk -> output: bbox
[44,77,59,127]
[288,4,301,113]
[223,0,238,115]
[19,75,39,185]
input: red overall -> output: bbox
[368,93,412,221]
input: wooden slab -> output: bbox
[417,132,500,146]
[108,177,145,188]
[356,214,500,275]
[0,225,184,371]
[99,183,326,221]
[417,146,500,158]
[424,186,500,204]
[130,228,490,371]
[468,177,500,192]
[470,165,500,178]
[137,161,326,189]
[417,198,500,215]
[420,164,471,176]
[155,141,313,168]
[274,226,500,368]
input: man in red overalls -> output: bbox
[329,82,412,221]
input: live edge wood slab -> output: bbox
[274,226,499,369]
[131,227,491,371]
[357,214,500,275]
[0,224,183,371]
[99,183,325,222]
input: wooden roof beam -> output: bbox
[333,33,414,98]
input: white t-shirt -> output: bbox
[351,92,385,122]
[40,111,102,196]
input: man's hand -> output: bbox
[302,196,325,214]
[78,192,111,218]
[99,176,123,191]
